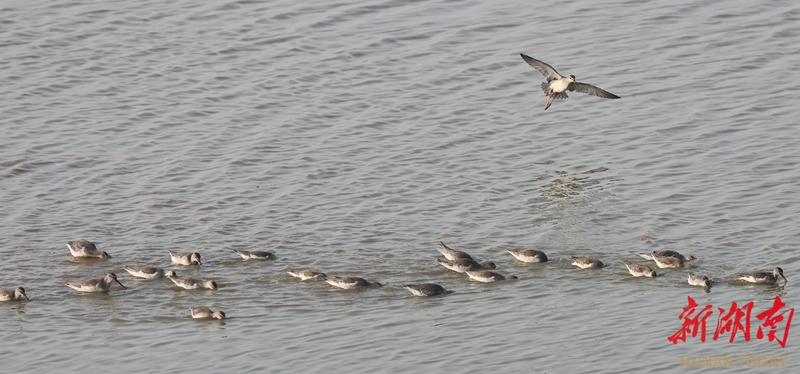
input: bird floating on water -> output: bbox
[622,260,657,277]
[167,274,218,290]
[191,307,226,320]
[169,251,202,266]
[123,266,177,279]
[66,273,127,293]
[0,287,30,301]
[67,240,111,259]
[507,249,548,263]
[287,270,327,280]
[465,270,518,282]
[571,256,604,269]
[651,251,687,269]
[520,53,620,110]
[403,283,446,297]
[437,242,474,261]
[325,277,382,289]
[738,267,787,285]
[637,250,695,262]
[688,273,712,288]
[437,258,496,273]
[233,249,274,260]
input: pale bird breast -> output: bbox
[549,78,572,93]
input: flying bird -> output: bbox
[520,53,620,110]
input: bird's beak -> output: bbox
[116,279,128,290]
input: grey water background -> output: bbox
[1,0,799,372]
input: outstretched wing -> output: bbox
[571,82,621,99]
[520,54,561,81]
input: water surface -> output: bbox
[2,0,799,372]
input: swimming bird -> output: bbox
[0,287,30,301]
[169,251,202,266]
[520,53,620,110]
[637,250,695,262]
[622,260,657,277]
[403,283,446,297]
[507,249,548,263]
[437,241,474,261]
[233,249,274,260]
[66,273,127,293]
[465,270,518,282]
[287,270,327,280]
[191,307,226,320]
[651,251,686,268]
[67,240,111,259]
[123,266,177,279]
[738,267,787,285]
[571,256,604,269]
[325,277,382,289]
[167,274,217,290]
[437,258,496,273]
[688,273,712,288]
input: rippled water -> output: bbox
[2,0,800,372]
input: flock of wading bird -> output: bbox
[3,56,789,316]
[0,240,789,319]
